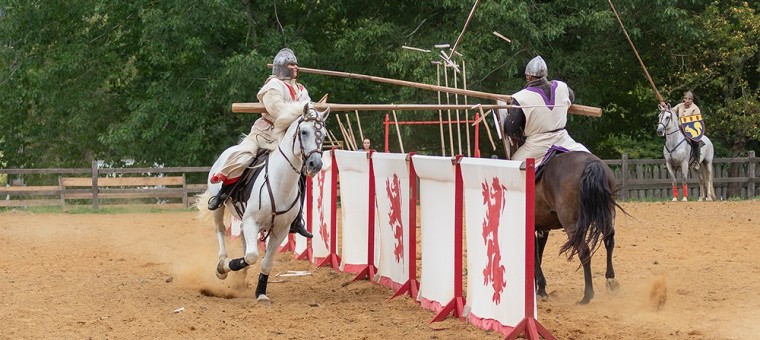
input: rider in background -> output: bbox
[207,48,313,238]
[671,91,702,168]
[503,56,589,165]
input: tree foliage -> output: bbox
[0,0,758,168]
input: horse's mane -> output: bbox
[272,102,307,140]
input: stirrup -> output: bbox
[207,194,227,210]
[289,218,313,238]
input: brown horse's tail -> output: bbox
[560,160,616,260]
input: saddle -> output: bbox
[227,149,269,217]
[535,145,570,182]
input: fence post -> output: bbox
[621,153,629,201]
[749,150,756,199]
[91,160,99,209]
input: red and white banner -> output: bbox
[309,150,335,264]
[460,157,532,334]
[372,152,411,291]
[334,150,378,274]
[411,155,457,313]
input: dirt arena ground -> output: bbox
[1,201,759,339]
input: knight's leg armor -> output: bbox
[289,174,313,238]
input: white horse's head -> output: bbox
[288,102,329,176]
[656,107,677,137]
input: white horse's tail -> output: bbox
[195,190,214,223]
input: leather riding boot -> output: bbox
[289,214,313,238]
[207,191,229,210]
[208,182,235,210]
[288,174,312,238]
[691,142,700,169]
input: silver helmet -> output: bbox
[525,56,548,78]
[272,48,297,79]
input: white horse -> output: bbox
[656,107,716,201]
[199,103,328,302]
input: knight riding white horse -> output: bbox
[199,102,329,302]
[207,48,313,239]
[656,105,716,201]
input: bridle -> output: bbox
[258,108,326,237]
[277,109,326,174]
[657,109,679,137]
[658,109,687,154]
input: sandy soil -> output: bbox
[1,201,759,339]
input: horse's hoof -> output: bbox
[706,197,713,202]
[256,294,271,304]
[671,197,678,202]
[681,197,688,202]
[698,197,704,202]
[606,278,620,292]
[216,258,230,280]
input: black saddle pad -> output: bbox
[229,149,268,216]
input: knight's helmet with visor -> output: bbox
[525,56,548,78]
[272,48,298,80]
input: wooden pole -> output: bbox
[449,0,480,58]
[336,116,355,150]
[345,113,358,151]
[462,59,471,157]
[435,62,446,156]
[269,65,603,117]
[478,106,497,151]
[608,0,664,103]
[355,110,365,142]
[328,130,342,149]
[443,65,455,156]
[392,110,405,153]
[232,102,524,113]
[453,63,463,156]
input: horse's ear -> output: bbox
[303,102,310,116]
[322,106,331,121]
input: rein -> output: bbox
[659,110,688,155]
[258,110,326,240]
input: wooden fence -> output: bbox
[0,151,756,208]
[609,151,757,200]
[0,161,210,209]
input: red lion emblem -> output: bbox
[385,174,404,263]
[481,177,507,304]
[316,171,329,250]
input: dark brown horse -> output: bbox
[532,150,621,304]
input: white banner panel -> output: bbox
[460,157,528,334]
[309,150,334,264]
[372,153,411,291]
[335,150,372,273]
[411,155,457,313]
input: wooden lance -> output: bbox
[608,0,664,103]
[267,65,603,117]
[232,103,531,114]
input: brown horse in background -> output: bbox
[532,150,622,304]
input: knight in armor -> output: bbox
[503,56,589,165]
[207,48,313,238]
[672,91,702,168]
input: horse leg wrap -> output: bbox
[672,185,678,199]
[682,184,688,198]
[228,258,249,271]
[255,273,269,298]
